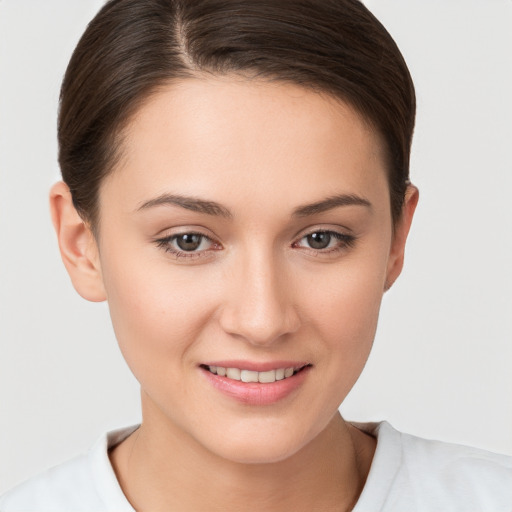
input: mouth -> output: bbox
[199,363,311,384]
[199,362,312,405]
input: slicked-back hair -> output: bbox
[58,0,415,230]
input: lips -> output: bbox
[200,361,312,405]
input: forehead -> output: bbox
[102,77,389,217]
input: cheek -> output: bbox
[300,247,389,373]
[308,254,386,329]
[99,250,216,380]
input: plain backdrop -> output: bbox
[1,0,511,494]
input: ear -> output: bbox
[385,184,419,291]
[49,181,107,302]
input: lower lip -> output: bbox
[201,366,311,405]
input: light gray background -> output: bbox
[1,0,511,494]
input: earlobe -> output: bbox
[385,184,419,291]
[49,181,107,302]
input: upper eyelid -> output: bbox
[292,225,353,241]
[294,230,354,245]
[157,232,216,247]
[154,226,218,240]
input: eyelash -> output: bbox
[293,230,356,255]
[154,229,356,260]
[155,232,219,259]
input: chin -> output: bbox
[216,438,304,465]
[200,419,319,465]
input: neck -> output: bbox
[110,400,375,512]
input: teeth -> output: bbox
[241,370,259,383]
[226,367,241,380]
[258,370,276,383]
[206,365,304,383]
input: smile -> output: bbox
[200,362,312,405]
[203,365,308,383]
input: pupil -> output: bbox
[177,234,202,251]
[307,232,331,249]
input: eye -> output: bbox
[294,230,355,253]
[155,232,220,258]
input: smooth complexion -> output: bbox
[51,78,418,511]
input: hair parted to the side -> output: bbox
[58,0,415,231]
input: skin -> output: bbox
[50,78,418,511]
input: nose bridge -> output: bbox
[220,243,299,345]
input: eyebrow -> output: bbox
[137,193,232,218]
[137,192,371,218]
[292,194,372,217]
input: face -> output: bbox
[91,78,409,463]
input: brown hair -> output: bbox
[58,0,415,229]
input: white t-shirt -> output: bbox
[1,422,511,511]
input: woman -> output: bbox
[1,0,510,510]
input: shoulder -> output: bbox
[397,425,512,505]
[397,424,512,482]
[0,426,137,512]
[354,421,512,512]
[0,453,102,512]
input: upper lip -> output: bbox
[200,360,311,372]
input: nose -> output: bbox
[218,249,300,346]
